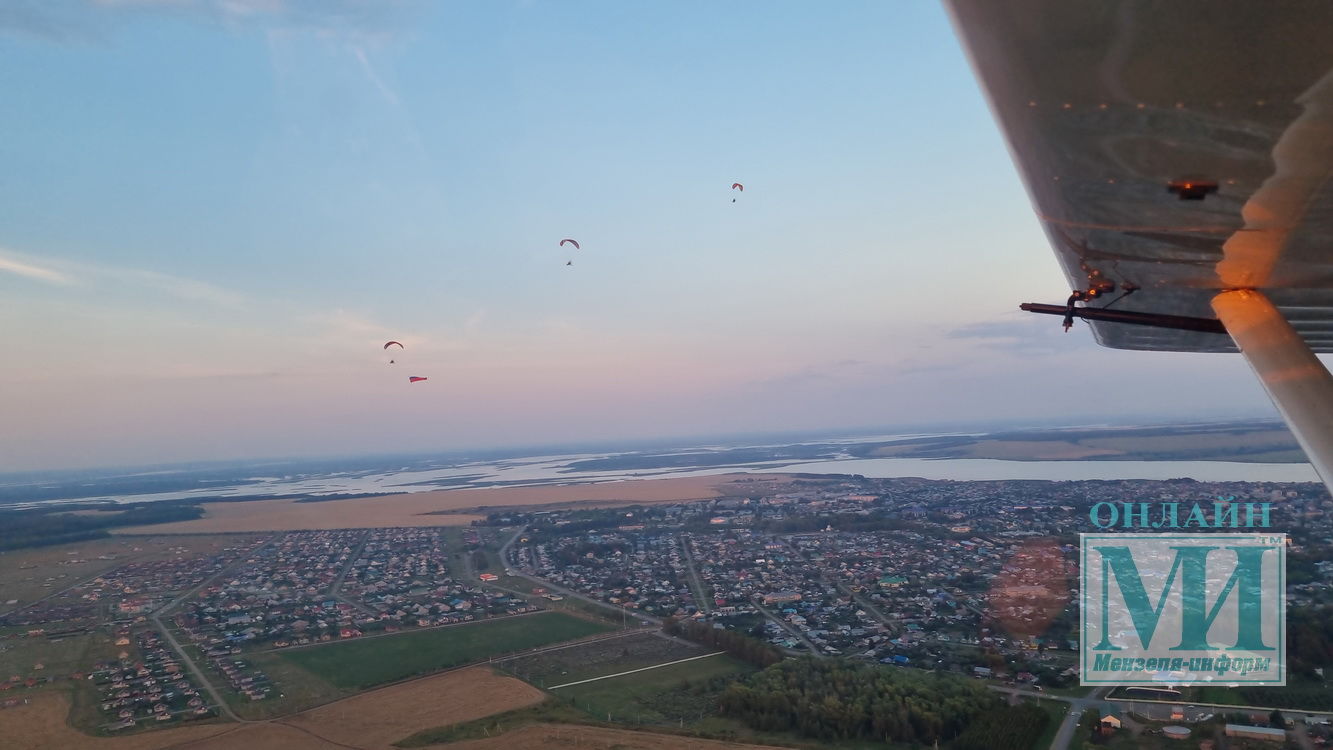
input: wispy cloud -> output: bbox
[0,252,75,285]
[111,267,247,308]
[4,0,421,42]
[948,316,1095,355]
[746,358,871,389]
[352,45,399,106]
[0,247,245,307]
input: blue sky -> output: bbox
[0,0,1279,470]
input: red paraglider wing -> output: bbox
[383,341,404,350]
[559,239,580,249]
[731,183,743,191]
[409,376,428,383]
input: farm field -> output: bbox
[0,535,263,614]
[0,665,545,749]
[280,611,611,690]
[0,631,120,686]
[498,630,707,688]
[556,653,756,726]
[443,723,790,750]
[0,692,232,750]
[209,647,345,720]
[286,665,544,748]
[114,473,784,535]
[867,424,1304,463]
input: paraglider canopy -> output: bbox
[731,183,744,191]
[383,341,404,350]
[408,376,428,383]
[559,238,580,249]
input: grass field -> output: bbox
[281,612,611,690]
[0,630,120,684]
[556,653,755,726]
[499,631,705,688]
[0,534,264,615]
[218,649,345,720]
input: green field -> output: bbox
[221,650,346,720]
[1191,677,1333,712]
[500,631,704,688]
[556,653,755,725]
[280,612,610,690]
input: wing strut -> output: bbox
[1020,303,1228,335]
[1212,289,1333,488]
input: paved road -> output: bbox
[984,685,1110,750]
[328,529,369,594]
[1051,687,1109,749]
[677,534,712,613]
[752,601,824,657]
[326,530,377,616]
[149,534,279,723]
[495,526,526,575]
[839,584,901,635]
[493,525,660,628]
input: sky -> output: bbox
[0,0,1290,471]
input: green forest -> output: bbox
[717,658,1011,745]
[0,502,204,550]
[663,616,783,668]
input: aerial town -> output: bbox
[505,476,1333,678]
[2,475,1330,743]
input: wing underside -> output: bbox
[947,0,1333,352]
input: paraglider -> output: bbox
[731,182,743,202]
[560,238,579,266]
[409,376,428,383]
[384,340,403,364]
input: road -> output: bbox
[839,584,901,635]
[677,534,712,613]
[752,601,824,657]
[493,526,661,628]
[326,530,376,616]
[149,534,279,723]
[495,526,526,575]
[982,684,1109,750]
[328,529,369,595]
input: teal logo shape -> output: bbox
[1080,533,1285,686]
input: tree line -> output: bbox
[0,503,204,550]
[716,657,999,744]
[951,703,1049,750]
[663,617,783,668]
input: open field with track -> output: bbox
[441,723,790,750]
[497,631,707,688]
[0,535,264,614]
[114,474,793,534]
[280,612,611,690]
[0,666,547,750]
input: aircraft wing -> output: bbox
[946,0,1333,353]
